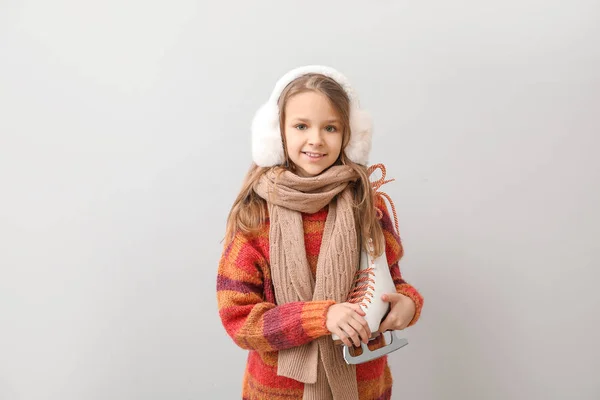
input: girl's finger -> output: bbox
[379,319,391,333]
[336,328,352,348]
[346,303,365,316]
[347,316,370,343]
[350,312,371,339]
[340,323,361,347]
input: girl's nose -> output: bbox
[307,128,324,146]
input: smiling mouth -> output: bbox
[303,152,326,158]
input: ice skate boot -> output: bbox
[333,238,409,364]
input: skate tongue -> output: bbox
[341,331,408,365]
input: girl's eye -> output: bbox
[295,124,307,130]
[325,125,337,133]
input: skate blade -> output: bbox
[342,331,408,365]
[333,331,381,346]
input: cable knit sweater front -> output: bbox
[217,198,424,400]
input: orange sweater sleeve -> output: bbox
[217,231,335,352]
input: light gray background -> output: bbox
[1,1,599,399]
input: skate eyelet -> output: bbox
[347,267,376,307]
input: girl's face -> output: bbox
[283,91,344,177]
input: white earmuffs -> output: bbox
[251,65,373,167]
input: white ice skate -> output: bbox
[333,238,409,365]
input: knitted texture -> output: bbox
[254,165,360,399]
[217,197,424,400]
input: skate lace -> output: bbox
[368,163,400,236]
[347,164,400,308]
[348,238,377,308]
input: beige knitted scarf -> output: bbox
[254,165,362,400]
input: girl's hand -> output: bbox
[378,293,416,332]
[326,303,371,347]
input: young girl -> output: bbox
[217,66,423,400]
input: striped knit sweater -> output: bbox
[217,197,424,399]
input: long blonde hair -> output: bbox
[224,74,385,256]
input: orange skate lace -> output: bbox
[347,164,400,308]
[348,238,377,308]
[368,163,400,236]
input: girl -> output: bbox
[217,66,423,400]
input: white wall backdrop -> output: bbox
[1,1,599,399]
